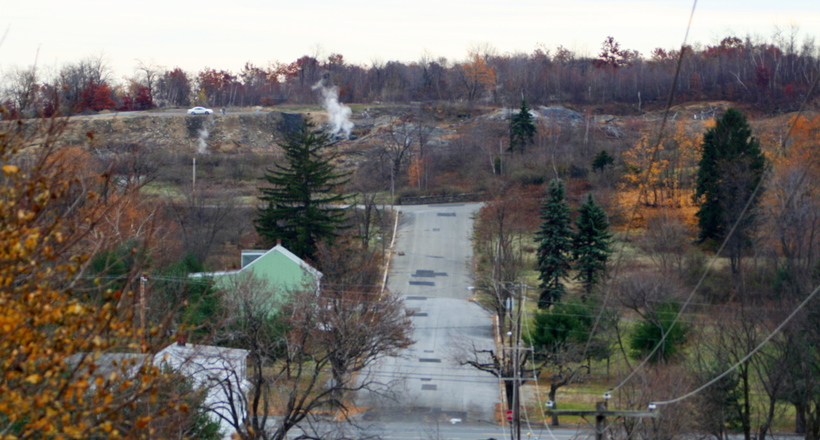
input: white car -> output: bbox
[187,106,213,115]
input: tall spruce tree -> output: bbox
[509,98,537,153]
[694,108,766,273]
[573,194,612,298]
[535,179,573,308]
[255,119,351,260]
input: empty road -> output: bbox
[357,203,499,422]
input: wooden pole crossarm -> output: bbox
[545,403,657,440]
[544,410,657,418]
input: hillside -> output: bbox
[61,110,306,154]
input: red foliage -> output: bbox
[134,86,154,110]
[118,94,134,111]
[78,81,116,112]
[594,36,636,69]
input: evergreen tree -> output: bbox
[629,301,689,363]
[509,98,537,153]
[535,179,573,308]
[591,150,614,172]
[572,194,612,297]
[255,119,351,260]
[694,108,766,273]
[526,301,593,355]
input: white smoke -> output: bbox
[312,79,354,139]
[197,127,209,154]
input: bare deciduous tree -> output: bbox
[205,273,412,440]
[2,65,38,116]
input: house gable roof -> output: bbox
[189,244,322,294]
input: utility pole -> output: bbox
[139,275,147,347]
[192,157,197,204]
[503,282,528,440]
[545,398,657,440]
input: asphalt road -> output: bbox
[286,421,587,440]
[77,109,266,119]
[356,203,499,423]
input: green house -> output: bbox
[189,244,322,311]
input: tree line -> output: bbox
[3,29,819,118]
[470,104,820,440]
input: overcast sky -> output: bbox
[2,0,818,80]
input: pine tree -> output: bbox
[509,98,536,153]
[573,194,612,298]
[591,150,614,172]
[535,179,573,308]
[694,108,766,273]
[255,119,351,260]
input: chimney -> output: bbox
[276,239,282,246]
[176,332,187,347]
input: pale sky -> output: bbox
[2,0,818,80]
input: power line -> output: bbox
[653,280,820,406]
[583,0,699,390]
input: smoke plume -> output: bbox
[312,78,354,139]
[197,127,209,154]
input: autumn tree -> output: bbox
[694,108,766,273]
[78,80,116,112]
[622,131,668,207]
[58,55,111,111]
[535,179,573,308]
[594,36,637,69]
[572,194,612,298]
[764,115,820,296]
[0,116,187,439]
[255,119,351,260]
[457,51,496,102]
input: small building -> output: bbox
[67,344,249,440]
[189,243,322,313]
[156,341,250,440]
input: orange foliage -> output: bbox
[762,114,820,268]
[407,155,422,189]
[620,122,702,212]
[460,52,497,100]
[0,119,183,439]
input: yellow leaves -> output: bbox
[2,164,19,176]
[16,209,34,222]
[0,120,188,440]
[100,421,113,433]
[24,374,42,384]
[23,232,39,250]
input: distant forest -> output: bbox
[2,32,819,117]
